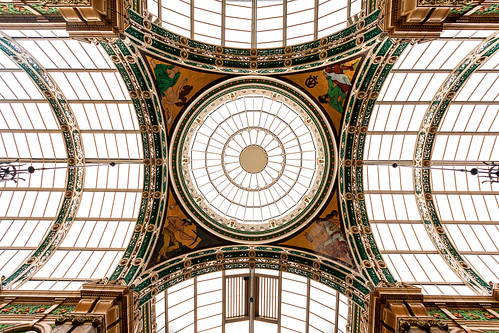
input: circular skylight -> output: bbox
[191,95,317,221]
[171,78,336,242]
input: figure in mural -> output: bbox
[318,63,354,113]
[150,59,193,123]
[157,216,202,262]
[304,210,353,266]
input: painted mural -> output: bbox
[150,59,192,109]
[279,55,363,126]
[148,191,225,268]
[144,53,225,131]
[156,216,201,262]
[318,62,356,113]
[279,209,355,268]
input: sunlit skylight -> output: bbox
[0,30,142,290]
[188,94,318,225]
[146,0,362,48]
[363,30,499,295]
[155,269,350,333]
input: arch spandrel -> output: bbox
[136,44,367,273]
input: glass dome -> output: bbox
[170,77,336,242]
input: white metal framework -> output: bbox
[187,93,319,227]
[363,30,499,295]
[154,268,350,333]
[146,0,362,48]
[0,29,143,290]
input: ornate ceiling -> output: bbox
[0,0,498,332]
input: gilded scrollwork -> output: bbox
[43,0,91,5]
[55,314,105,332]
[418,0,473,6]
[398,318,448,333]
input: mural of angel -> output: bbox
[318,63,355,113]
[156,216,202,262]
[150,59,193,123]
[304,210,353,266]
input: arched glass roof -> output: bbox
[363,30,499,295]
[146,0,362,48]
[154,269,350,333]
[1,4,499,332]
[0,29,143,290]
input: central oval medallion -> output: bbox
[239,145,268,173]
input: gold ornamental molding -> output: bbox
[0,282,134,333]
[417,0,472,6]
[43,0,92,5]
[381,0,499,39]
[55,314,105,333]
[368,285,499,333]
[0,0,128,39]
[397,318,448,333]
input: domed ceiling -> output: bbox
[141,47,362,263]
[170,77,336,242]
[0,1,499,332]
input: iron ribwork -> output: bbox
[0,160,121,184]
[381,162,499,184]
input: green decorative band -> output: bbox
[339,36,409,286]
[351,303,364,333]
[451,310,498,320]
[142,302,151,333]
[0,35,84,288]
[134,246,370,309]
[126,9,381,74]
[413,36,499,294]
[428,309,449,320]
[0,4,60,15]
[50,305,76,315]
[418,0,472,6]
[0,304,48,315]
[170,77,336,242]
[450,4,476,14]
[101,42,169,284]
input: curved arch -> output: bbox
[0,34,85,289]
[125,9,382,74]
[339,35,409,286]
[101,40,169,284]
[412,34,499,294]
[133,245,371,309]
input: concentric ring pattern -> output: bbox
[171,78,336,242]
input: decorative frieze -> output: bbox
[368,286,499,333]
[381,0,499,39]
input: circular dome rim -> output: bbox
[169,76,338,244]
